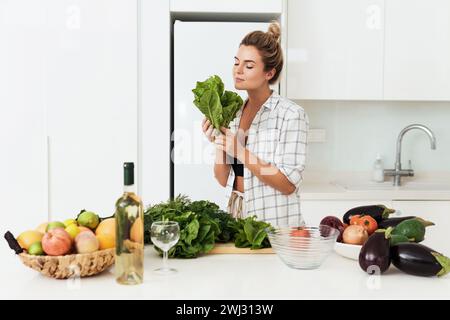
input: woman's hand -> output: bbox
[215,127,245,159]
[201,118,215,142]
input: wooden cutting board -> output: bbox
[208,242,274,254]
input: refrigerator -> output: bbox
[173,21,277,210]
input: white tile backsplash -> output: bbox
[298,100,450,172]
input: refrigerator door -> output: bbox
[173,21,275,210]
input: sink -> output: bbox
[332,180,450,191]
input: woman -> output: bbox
[201,22,309,226]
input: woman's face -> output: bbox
[233,45,275,91]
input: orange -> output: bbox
[130,217,143,243]
[95,218,115,249]
[96,234,115,250]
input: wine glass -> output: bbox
[150,221,180,275]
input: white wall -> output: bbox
[301,100,450,173]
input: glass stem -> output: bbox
[163,250,168,270]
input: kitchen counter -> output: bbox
[1,244,449,300]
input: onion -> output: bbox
[342,225,368,245]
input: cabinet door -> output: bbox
[384,0,450,100]
[391,201,450,252]
[287,0,384,100]
[46,0,138,220]
[0,0,49,232]
[301,200,392,226]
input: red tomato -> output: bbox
[357,216,378,235]
[290,228,310,237]
[349,215,361,225]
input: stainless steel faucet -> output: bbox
[384,124,436,186]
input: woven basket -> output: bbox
[19,248,115,279]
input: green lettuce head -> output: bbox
[192,75,243,130]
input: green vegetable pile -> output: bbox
[144,195,273,258]
[192,75,243,130]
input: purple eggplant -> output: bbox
[391,243,450,277]
[343,204,395,224]
[378,216,434,229]
[359,230,391,274]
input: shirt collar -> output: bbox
[239,90,280,116]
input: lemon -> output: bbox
[17,230,44,250]
[64,219,77,227]
[65,224,81,239]
[36,222,48,234]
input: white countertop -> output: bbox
[1,244,449,300]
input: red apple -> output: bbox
[42,228,72,256]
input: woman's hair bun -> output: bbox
[267,21,281,42]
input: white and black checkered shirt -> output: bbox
[225,91,309,226]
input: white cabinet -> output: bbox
[2,0,145,229]
[170,0,282,14]
[0,0,49,232]
[384,0,450,101]
[45,0,138,220]
[301,200,393,225]
[287,0,384,100]
[391,201,450,252]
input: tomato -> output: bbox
[349,215,361,225]
[289,228,310,249]
[357,215,378,235]
[290,228,310,237]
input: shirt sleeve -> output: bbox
[273,108,309,193]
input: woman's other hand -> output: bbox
[215,127,245,159]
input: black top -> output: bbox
[231,157,243,176]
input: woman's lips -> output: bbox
[235,78,245,82]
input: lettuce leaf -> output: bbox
[192,75,243,129]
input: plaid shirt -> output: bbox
[225,91,309,226]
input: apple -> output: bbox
[75,231,99,254]
[42,228,72,256]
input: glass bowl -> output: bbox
[267,225,339,270]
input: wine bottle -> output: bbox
[115,162,144,285]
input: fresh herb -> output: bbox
[192,75,243,130]
[144,195,273,258]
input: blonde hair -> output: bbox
[240,21,283,84]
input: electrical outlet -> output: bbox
[308,129,326,143]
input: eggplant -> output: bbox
[359,230,391,274]
[343,204,395,224]
[378,216,434,229]
[391,243,450,277]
